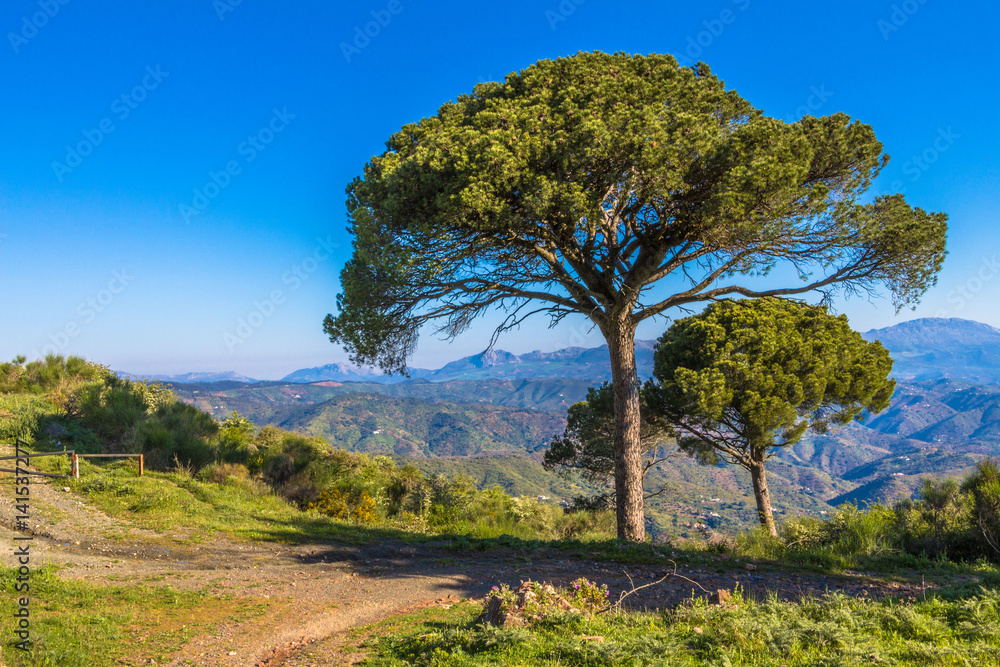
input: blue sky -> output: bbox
[1,0,997,379]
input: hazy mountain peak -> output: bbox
[280,340,658,384]
[442,348,522,369]
[124,371,261,384]
[281,362,414,384]
[863,317,1000,383]
[864,317,1000,348]
[142,317,1000,386]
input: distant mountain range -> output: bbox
[285,317,1000,385]
[280,342,657,384]
[145,317,1000,386]
[861,318,1000,383]
[128,371,261,384]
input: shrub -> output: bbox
[466,485,515,521]
[825,502,897,557]
[705,531,739,554]
[766,463,1000,565]
[962,458,1000,557]
[480,579,610,628]
[198,462,251,485]
[405,473,477,526]
[0,354,107,396]
[552,509,616,541]
[895,478,979,561]
[510,496,555,534]
[135,402,218,471]
[254,434,394,508]
[0,394,53,441]
[735,526,784,560]
[386,464,424,515]
[38,418,102,452]
[309,488,378,524]
[261,434,326,488]
[215,412,258,464]
[74,375,173,448]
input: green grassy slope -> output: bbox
[167,376,1000,537]
[171,377,593,418]
[273,393,564,458]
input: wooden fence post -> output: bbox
[139,454,144,477]
[71,453,79,479]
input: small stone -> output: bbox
[745,563,757,572]
[710,589,731,605]
[228,651,237,656]
[693,627,703,635]
[62,487,70,492]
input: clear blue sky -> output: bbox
[1,0,997,379]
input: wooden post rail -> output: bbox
[72,453,144,478]
[1,441,144,480]
[0,448,76,479]
[0,451,76,461]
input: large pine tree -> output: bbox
[325,52,947,541]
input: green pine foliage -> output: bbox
[648,297,895,535]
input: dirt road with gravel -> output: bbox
[0,472,957,666]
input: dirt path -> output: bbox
[0,472,503,665]
[0,470,964,666]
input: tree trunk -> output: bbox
[607,323,645,542]
[748,454,777,537]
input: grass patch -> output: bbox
[361,586,1000,666]
[58,458,417,545]
[0,567,256,666]
[46,458,1000,584]
[23,451,1000,581]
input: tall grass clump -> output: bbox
[0,353,106,396]
[0,354,111,444]
[963,458,1000,558]
[0,393,52,441]
[364,586,1000,667]
[735,461,1000,569]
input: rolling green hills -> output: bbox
[271,393,564,458]
[168,374,1000,536]
[164,318,1000,536]
[174,377,592,419]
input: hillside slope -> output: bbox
[171,377,1000,522]
[272,393,564,458]
[166,318,1000,530]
